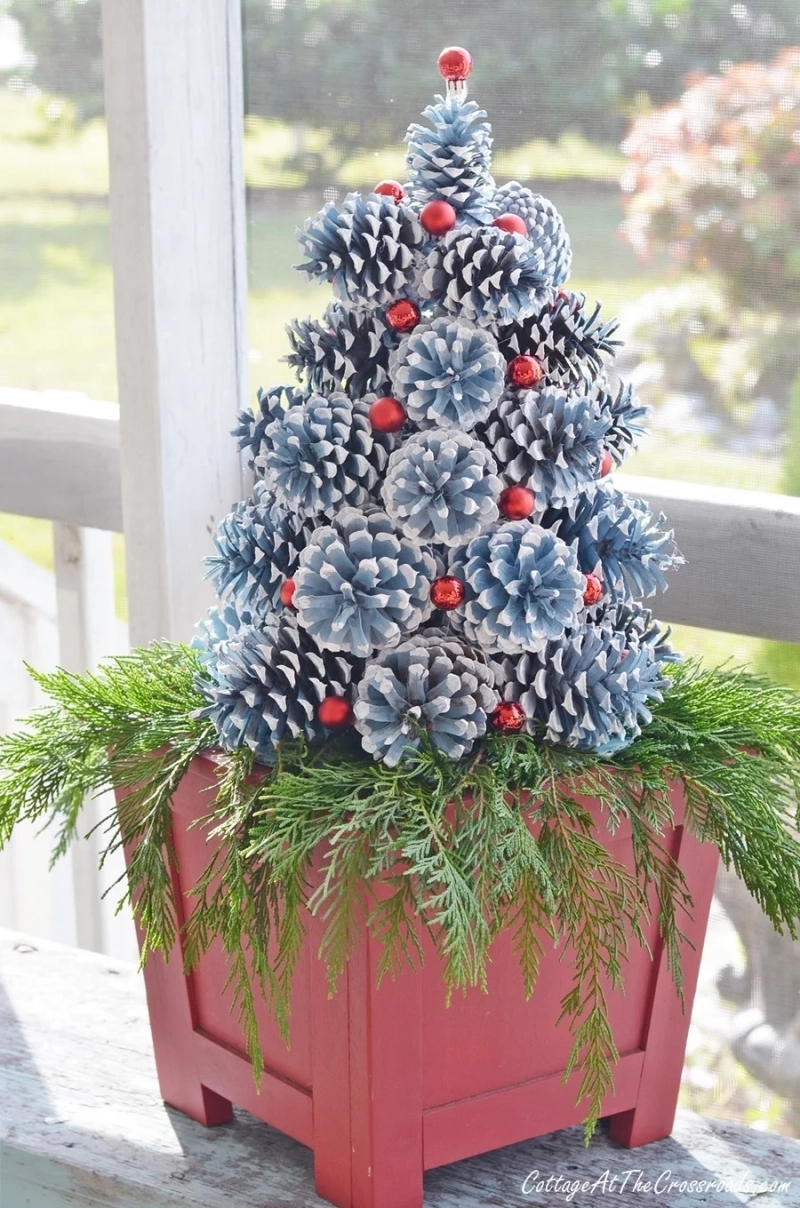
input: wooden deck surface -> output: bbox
[1,928,799,1207]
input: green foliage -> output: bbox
[3,644,800,1140]
[621,47,800,314]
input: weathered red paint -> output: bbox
[118,753,719,1208]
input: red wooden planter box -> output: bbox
[120,753,719,1208]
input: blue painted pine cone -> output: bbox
[354,632,499,766]
[293,507,436,658]
[451,521,585,654]
[382,429,500,549]
[195,614,358,764]
[388,317,504,430]
[500,602,675,753]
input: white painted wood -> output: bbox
[101,0,248,645]
[0,387,121,530]
[1,929,797,1208]
[0,544,59,944]
[617,473,800,643]
[0,536,136,962]
[51,524,137,962]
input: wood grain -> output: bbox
[101,0,248,645]
[2,930,799,1206]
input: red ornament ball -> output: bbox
[317,695,354,730]
[600,447,613,478]
[430,575,465,611]
[499,485,536,521]
[489,701,527,734]
[583,573,603,607]
[385,298,421,333]
[420,199,457,236]
[373,179,405,203]
[508,354,543,389]
[493,212,528,237]
[279,577,296,608]
[437,46,473,83]
[369,396,407,434]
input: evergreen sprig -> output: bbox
[2,643,800,1140]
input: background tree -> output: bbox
[3,0,800,148]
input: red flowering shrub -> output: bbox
[621,49,800,314]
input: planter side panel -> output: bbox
[168,790,314,1091]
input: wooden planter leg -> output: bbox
[123,826,234,1129]
[310,911,424,1208]
[137,946,235,1126]
[607,828,720,1148]
[350,929,424,1208]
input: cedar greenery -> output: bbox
[2,644,800,1139]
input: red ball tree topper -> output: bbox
[437,46,473,82]
[317,695,354,730]
[420,200,457,236]
[369,397,407,433]
[499,485,535,521]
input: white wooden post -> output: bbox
[101,0,248,645]
[52,523,138,958]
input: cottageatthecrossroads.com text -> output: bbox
[521,1169,792,1200]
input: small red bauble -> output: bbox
[369,396,407,433]
[420,199,457,236]
[489,701,527,734]
[508,354,543,389]
[600,448,613,478]
[279,577,296,608]
[493,212,528,237]
[430,575,465,611]
[317,695,354,730]
[385,299,421,333]
[498,485,535,521]
[437,46,473,82]
[374,179,405,203]
[583,573,603,607]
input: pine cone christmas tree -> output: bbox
[196,48,684,765]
